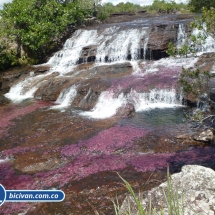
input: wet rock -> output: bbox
[175,133,192,140]
[202,115,215,128]
[88,62,133,79]
[195,52,215,72]
[0,94,10,105]
[192,52,215,103]
[193,129,213,142]
[0,65,50,93]
[147,23,191,60]
[121,165,215,215]
[34,74,76,101]
[116,103,135,117]
[78,45,97,64]
[72,79,111,110]
[67,62,133,79]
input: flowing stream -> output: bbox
[1,14,215,215]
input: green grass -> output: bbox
[113,170,184,215]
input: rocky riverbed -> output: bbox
[1,13,215,215]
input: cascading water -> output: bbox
[6,18,213,119]
[51,85,77,109]
[191,27,215,53]
[48,29,99,74]
[81,88,183,119]
[177,23,187,49]
[95,27,149,63]
[81,91,127,119]
[177,23,215,54]
[5,74,48,102]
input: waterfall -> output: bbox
[191,27,215,53]
[177,23,215,54]
[80,88,182,119]
[48,30,99,74]
[80,91,127,119]
[5,75,47,103]
[131,89,181,111]
[96,27,149,63]
[177,23,187,49]
[51,85,77,109]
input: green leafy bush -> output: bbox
[147,0,188,13]
[0,0,95,70]
[188,0,215,12]
[97,2,145,21]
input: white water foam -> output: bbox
[0,158,10,163]
[131,89,181,111]
[5,77,39,102]
[51,85,77,109]
[80,91,127,119]
[177,23,187,49]
[48,30,99,74]
[80,88,182,119]
[5,74,49,103]
[96,27,149,63]
[177,23,215,54]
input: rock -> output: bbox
[193,129,213,142]
[0,94,10,105]
[87,63,133,79]
[110,12,136,16]
[175,133,192,140]
[194,52,215,103]
[34,75,75,101]
[78,45,97,64]
[138,10,147,14]
[116,103,135,117]
[195,52,215,72]
[72,79,111,110]
[147,23,191,60]
[121,165,215,215]
[0,65,50,93]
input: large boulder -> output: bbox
[193,129,214,142]
[121,165,215,215]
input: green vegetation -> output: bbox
[113,171,184,215]
[166,6,215,124]
[146,0,188,14]
[0,0,97,71]
[96,2,145,21]
[179,67,210,97]
[191,7,215,38]
[188,0,215,13]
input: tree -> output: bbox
[188,0,215,12]
[0,0,93,64]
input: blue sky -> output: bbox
[0,0,188,9]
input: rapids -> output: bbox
[1,14,215,215]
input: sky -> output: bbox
[0,0,188,9]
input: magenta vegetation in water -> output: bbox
[110,65,182,93]
[0,101,51,138]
